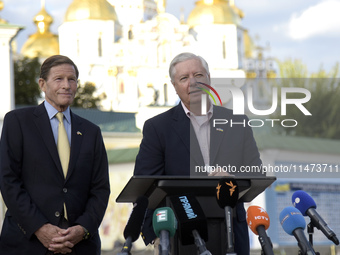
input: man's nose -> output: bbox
[61,78,71,89]
[189,77,197,86]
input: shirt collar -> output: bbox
[44,100,71,124]
[181,101,191,118]
[181,101,213,119]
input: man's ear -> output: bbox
[38,78,46,92]
[171,81,178,94]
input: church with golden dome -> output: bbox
[18,0,275,113]
[21,1,59,58]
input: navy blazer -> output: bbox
[0,103,110,255]
[134,103,263,254]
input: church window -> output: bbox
[77,37,80,57]
[98,35,102,57]
[119,81,125,94]
[222,37,226,59]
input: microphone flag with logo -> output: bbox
[292,190,339,245]
[247,205,270,235]
[247,206,274,255]
[152,207,177,238]
[153,207,177,255]
[280,206,316,255]
[215,178,239,209]
[169,194,208,246]
[215,178,239,253]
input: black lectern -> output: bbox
[116,176,276,254]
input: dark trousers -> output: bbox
[46,217,77,255]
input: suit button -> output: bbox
[63,188,67,193]
[55,211,60,217]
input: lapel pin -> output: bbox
[216,128,223,132]
[77,131,82,136]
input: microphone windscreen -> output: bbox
[123,196,149,242]
[279,206,306,235]
[246,205,270,235]
[152,207,177,238]
[216,178,239,209]
[292,190,317,216]
[169,194,208,245]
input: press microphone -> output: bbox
[280,206,316,255]
[292,190,339,245]
[169,194,211,255]
[216,178,239,254]
[246,206,274,255]
[118,196,149,255]
[152,207,177,255]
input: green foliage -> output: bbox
[278,58,309,79]
[14,56,41,105]
[272,60,340,139]
[72,82,106,109]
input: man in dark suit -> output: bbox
[134,52,263,254]
[0,55,110,255]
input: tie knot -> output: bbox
[56,112,64,123]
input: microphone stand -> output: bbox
[117,236,132,255]
[297,221,319,255]
[307,222,314,247]
[307,221,320,255]
[192,230,212,255]
[159,230,170,255]
[224,207,237,255]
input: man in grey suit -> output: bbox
[134,52,263,254]
[0,55,110,255]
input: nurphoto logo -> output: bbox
[199,80,312,128]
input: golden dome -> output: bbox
[0,0,7,24]
[21,6,59,58]
[187,0,241,27]
[229,0,244,19]
[243,30,255,58]
[64,0,118,22]
[21,33,59,59]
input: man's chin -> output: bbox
[189,101,203,111]
[59,99,74,108]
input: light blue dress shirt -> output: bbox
[44,100,71,146]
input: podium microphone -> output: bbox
[152,207,177,255]
[280,206,316,255]
[169,194,212,255]
[118,196,149,255]
[216,178,239,254]
[246,206,274,255]
[292,190,339,245]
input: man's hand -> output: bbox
[48,225,84,254]
[35,223,64,249]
